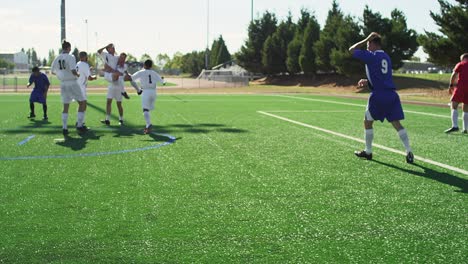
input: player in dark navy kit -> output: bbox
[349,32,414,163]
[445,53,468,134]
[27,66,50,120]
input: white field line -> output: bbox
[258,110,468,176]
[266,110,361,113]
[276,95,458,120]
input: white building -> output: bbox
[0,51,29,72]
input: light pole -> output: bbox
[251,0,253,23]
[205,0,209,70]
[60,0,66,42]
[85,19,88,51]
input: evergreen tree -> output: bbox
[419,0,468,66]
[72,47,79,63]
[299,16,321,76]
[362,6,418,69]
[209,38,219,69]
[287,9,314,74]
[47,49,56,66]
[330,16,363,76]
[262,14,296,74]
[237,11,278,73]
[314,0,344,72]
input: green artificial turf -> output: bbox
[0,94,466,263]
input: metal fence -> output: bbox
[1,74,250,93]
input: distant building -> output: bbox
[0,51,29,72]
[400,60,450,74]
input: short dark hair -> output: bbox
[62,40,71,50]
[144,59,153,68]
[32,66,39,73]
[461,53,468,61]
[79,51,87,59]
[370,37,382,47]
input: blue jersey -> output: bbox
[353,50,395,92]
[29,73,50,93]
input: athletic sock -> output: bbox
[77,112,85,127]
[106,114,110,121]
[119,116,124,122]
[452,109,459,128]
[463,112,468,131]
[62,113,69,129]
[30,102,35,115]
[144,111,151,128]
[43,104,47,117]
[365,129,374,154]
[398,128,412,153]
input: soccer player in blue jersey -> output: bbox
[349,32,414,163]
[27,66,50,120]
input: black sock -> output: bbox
[43,104,48,117]
[29,102,35,115]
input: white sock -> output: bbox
[144,111,151,127]
[82,111,86,124]
[398,128,412,153]
[452,109,459,128]
[106,114,110,121]
[62,113,68,129]
[119,116,123,121]
[130,81,140,92]
[365,129,373,154]
[77,112,85,127]
[463,112,468,131]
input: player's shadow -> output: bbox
[56,130,102,151]
[27,118,52,127]
[373,160,468,193]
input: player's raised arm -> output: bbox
[349,32,381,53]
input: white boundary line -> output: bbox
[258,110,468,176]
[276,94,457,119]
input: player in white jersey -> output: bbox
[76,51,97,125]
[100,53,129,126]
[124,59,165,134]
[51,40,88,135]
[97,43,131,99]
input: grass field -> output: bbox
[0,93,467,263]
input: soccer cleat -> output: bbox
[406,152,414,164]
[462,130,467,134]
[354,150,372,160]
[122,92,130,99]
[28,113,36,118]
[119,120,124,126]
[76,125,89,134]
[143,124,153,135]
[444,127,459,133]
[62,129,69,136]
[137,89,143,95]
[43,116,48,121]
[101,119,110,126]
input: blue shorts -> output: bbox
[30,91,46,104]
[366,91,404,122]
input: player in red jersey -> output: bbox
[445,53,468,134]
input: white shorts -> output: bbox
[107,83,123,101]
[141,89,157,110]
[61,80,85,104]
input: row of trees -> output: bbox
[24,35,232,77]
[236,1,418,76]
[18,0,467,76]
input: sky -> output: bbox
[0,0,455,61]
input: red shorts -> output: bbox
[451,86,468,104]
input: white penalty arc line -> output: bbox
[258,111,468,176]
[276,95,458,119]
